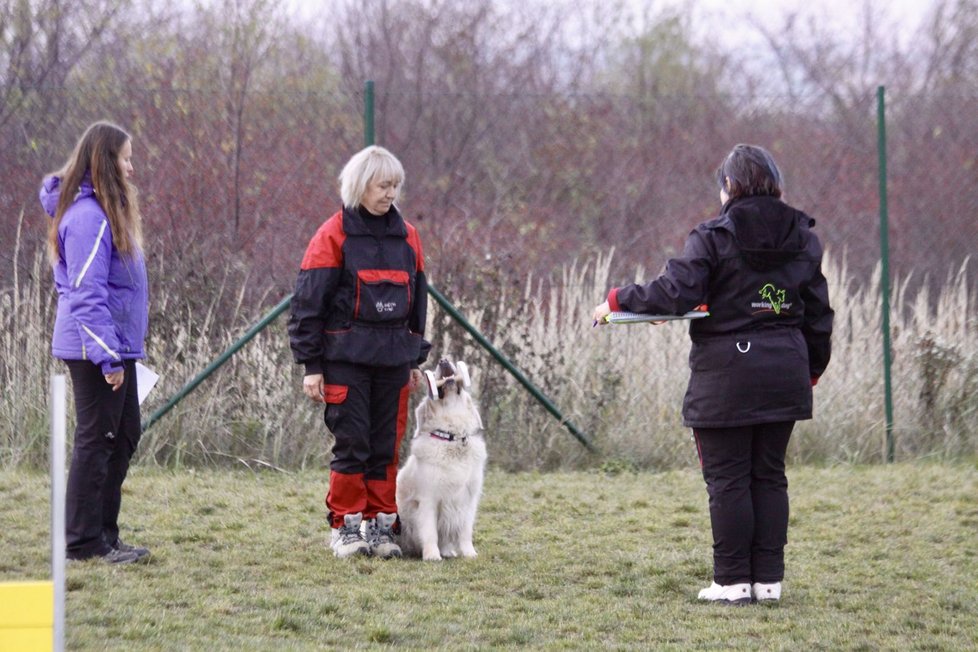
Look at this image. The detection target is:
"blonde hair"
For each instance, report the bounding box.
[338,145,405,209]
[46,121,143,262]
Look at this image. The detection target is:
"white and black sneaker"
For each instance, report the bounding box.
[364,512,402,559]
[329,513,370,558]
[697,582,752,605]
[752,582,782,602]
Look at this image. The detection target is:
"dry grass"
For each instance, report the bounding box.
[0,215,61,467]
[447,251,978,470]
[1,230,975,470]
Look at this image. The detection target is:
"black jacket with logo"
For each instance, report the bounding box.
[608,195,834,428]
[288,205,430,374]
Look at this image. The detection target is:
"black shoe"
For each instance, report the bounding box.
[68,547,142,564]
[112,539,151,560]
[100,547,142,564]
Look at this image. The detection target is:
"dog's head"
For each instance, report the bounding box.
[416,358,483,434]
[424,358,471,400]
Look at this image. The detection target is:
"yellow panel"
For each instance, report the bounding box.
[0,627,54,652]
[0,581,54,627]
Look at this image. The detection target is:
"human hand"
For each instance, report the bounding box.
[409,368,424,392]
[591,301,611,327]
[303,373,325,402]
[104,370,124,391]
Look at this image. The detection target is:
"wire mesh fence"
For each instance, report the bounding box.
[1,82,976,470]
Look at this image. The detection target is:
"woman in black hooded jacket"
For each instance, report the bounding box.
[593,144,834,604]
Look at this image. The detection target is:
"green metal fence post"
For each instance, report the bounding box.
[141,293,294,432]
[427,284,597,453]
[877,85,895,463]
[364,80,375,146]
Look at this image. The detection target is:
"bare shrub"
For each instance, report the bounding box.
[2,0,977,470]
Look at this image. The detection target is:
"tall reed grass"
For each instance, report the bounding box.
[0,214,61,467]
[2,228,975,470]
[135,265,328,471]
[454,252,977,470]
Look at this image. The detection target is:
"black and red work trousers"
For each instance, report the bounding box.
[322,361,411,529]
[63,359,142,559]
[693,421,794,585]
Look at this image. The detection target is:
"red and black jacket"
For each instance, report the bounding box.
[288,205,430,374]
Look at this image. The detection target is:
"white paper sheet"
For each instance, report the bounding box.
[135,362,159,405]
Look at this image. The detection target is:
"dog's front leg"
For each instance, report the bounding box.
[415,501,442,561]
[458,525,477,558]
[458,480,482,559]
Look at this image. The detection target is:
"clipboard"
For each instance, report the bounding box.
[604,309,709,324]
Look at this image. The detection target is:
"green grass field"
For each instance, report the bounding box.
[2,463,977,650]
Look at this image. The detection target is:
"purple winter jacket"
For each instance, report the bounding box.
[40,175,149,374]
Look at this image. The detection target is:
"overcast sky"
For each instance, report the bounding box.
[678,0,932,45]
[283,0,936,50]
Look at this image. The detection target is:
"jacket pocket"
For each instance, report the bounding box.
[354,269,411,323]
[322,384,348,404]
[689,336,738,372]
[322,384,348,433]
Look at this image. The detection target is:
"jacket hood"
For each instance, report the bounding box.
[39,173,95,218]
[720,195,814,271]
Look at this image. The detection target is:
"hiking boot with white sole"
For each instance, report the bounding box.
[697,582,752,605]
[329,513,370,558]
[365,512,402,559]
[752,582,782,602]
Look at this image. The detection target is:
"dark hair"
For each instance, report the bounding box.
[715,144,783,200]
[46,121,142,261]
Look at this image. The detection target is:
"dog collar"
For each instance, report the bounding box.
[430,429,466,443]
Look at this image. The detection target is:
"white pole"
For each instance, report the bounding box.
[50,374,66,652]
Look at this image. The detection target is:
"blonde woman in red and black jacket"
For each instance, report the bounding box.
[593,144,834,604]
[289,146,430,559]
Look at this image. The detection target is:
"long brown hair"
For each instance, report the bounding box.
[46,121,143,262]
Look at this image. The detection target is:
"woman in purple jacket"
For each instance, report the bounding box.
[593,144,833,604]
[40,121,150,564]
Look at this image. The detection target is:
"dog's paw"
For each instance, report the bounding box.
[422,545,442,561]
[460,545,478,559]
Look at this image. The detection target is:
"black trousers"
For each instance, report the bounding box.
[64,359,142,559]
[693,421,793,585]
[322,361,411,528]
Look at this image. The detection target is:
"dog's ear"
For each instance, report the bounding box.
[415,399,431,429]
[455,361,472,389]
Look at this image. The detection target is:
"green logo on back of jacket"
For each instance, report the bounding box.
[756,283,789,315]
